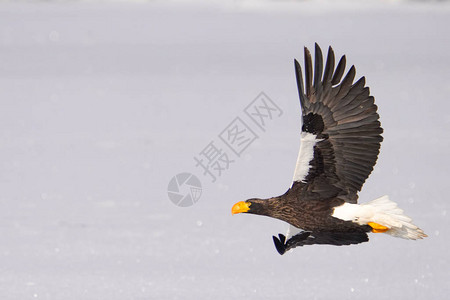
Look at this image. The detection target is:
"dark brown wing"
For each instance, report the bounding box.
[291,44,383,203]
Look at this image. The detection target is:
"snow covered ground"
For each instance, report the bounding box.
[1,0,449,299]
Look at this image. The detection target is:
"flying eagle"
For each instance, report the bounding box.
[231,44,426,255]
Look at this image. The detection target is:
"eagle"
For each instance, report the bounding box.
[231,44,426,255]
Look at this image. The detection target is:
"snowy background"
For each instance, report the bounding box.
[1,0,449,299]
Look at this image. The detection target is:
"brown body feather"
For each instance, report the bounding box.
[247,184,371,233]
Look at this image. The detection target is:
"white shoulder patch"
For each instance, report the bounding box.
[292,132,321,183]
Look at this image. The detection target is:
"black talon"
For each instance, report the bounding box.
[272,235,286,255]
[273,231,315,254]
[278,234,286,244]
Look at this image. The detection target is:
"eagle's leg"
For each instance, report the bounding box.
[368,222,389,233]
[272,231,311,255]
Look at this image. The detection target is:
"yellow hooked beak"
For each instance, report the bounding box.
[231,201,251,215]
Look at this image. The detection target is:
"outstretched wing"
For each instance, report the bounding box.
[291,44,383,203]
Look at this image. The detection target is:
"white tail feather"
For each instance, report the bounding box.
[361,196,427,240]
[332,195,427,240]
